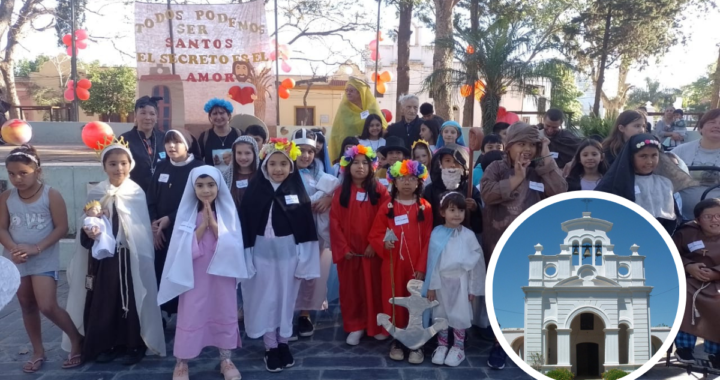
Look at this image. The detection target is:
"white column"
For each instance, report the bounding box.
[557,328,572,365]
[604,328,620,365]
[628,329,635,364]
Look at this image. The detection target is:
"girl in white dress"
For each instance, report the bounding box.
[423,192,485,367]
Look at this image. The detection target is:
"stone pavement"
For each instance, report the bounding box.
[0,273,531,380]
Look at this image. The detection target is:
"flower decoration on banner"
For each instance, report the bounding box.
[64,78,92,101]
[387,159,428,183]
[339,144,378,173]
[381,109,393,123]
[368,31,383,61]
[278,78,295,100]
[371,71,393,95]
[1,119,32,146]
[459,80,486,101]
[81,121,114,150]
[259,138,301,161]
[269,39,292,73]
[636,139,660,149]
[63,29,88,57]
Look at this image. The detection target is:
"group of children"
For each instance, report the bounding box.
[3,102,716,378]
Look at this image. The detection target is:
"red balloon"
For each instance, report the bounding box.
[77,79,92,89]
[278,86,290,99]
[76,88,90,101]
[75,29,88,40]
[381,109,392,123]
[64,89,75,101]
[62,34,72,46]
[82,121,114,150]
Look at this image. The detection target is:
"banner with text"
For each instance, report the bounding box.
[134,1,276,128]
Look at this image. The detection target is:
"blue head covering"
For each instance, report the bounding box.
[436,120,466,148]
[204,98,234,114]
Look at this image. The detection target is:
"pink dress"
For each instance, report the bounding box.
[173,213,241,359]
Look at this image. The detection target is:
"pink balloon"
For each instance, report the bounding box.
[370,50,378,61]
[64,89,75,101]
[66,80,74,89]
[281,60,292,73]
[368,40,379,50]
[76,40,87,49]
[268,51,276,61]
[66,46,78,56]
[75,29,88,40]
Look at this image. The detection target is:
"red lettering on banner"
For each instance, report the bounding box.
[187,73,197,82]
[198,73,209,82]
[225,73,235,82]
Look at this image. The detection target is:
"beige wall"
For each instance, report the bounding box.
[279,86,344,128]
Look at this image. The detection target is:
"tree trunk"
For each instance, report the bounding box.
[462,0,479,127]
[600,54,631,117]
[432,0,456,121]
[0,62,20,120]
[592,1,613,117]
[711,45,720,109]
[395,1,413,116]
[480,91,500,134]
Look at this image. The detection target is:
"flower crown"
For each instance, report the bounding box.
[84,200,101,211]
[93,135,128,157]
[204,98,234,114]
[635,139,660,150]
[411,139,431,151]
[259,138,301,162]
[339,144,378,173]
[387,159,428,183]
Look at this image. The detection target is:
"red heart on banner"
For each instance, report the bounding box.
[229,86,256,105]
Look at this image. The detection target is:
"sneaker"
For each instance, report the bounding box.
[408,349,424,364]
[487,343,507,369]
[709,354,720,368]
[444,346,465,367]
[298,316,314,337]
[374,333,389,341]
[278,343,295,368]
[389,342,404,361]
[264,348,283,372]
[432,346,448,365]
[346,330,364,346]
[675,347,695,364]
[288,326,299,342]
[123,347,145,366]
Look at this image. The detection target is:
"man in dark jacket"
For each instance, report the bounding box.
[539,108,581,169]
[385,94,423,150]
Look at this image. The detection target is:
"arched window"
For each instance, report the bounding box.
[152,85,172,132]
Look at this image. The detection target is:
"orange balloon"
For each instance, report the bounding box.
[281,78,295,89]
[474,80,486,100]
[278,86,290,99]
[376,81,386,95]
[466,45,475,54]
[77,88,90,101]
[379,71,392,82]
[460,84,472,98]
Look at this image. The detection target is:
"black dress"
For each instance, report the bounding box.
[146,157,204,315]
[81,205,144,360]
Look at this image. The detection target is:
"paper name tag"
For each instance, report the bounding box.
[356,192,368,202]
[159,152,166,159]
[688,240,705,252]
[360,110,370,119]
[179,222,195,233]
[236,179,248,188]
[379,178,389,187]
[550,152,559,159]
[158,173,170,183]
[394,214,409,226]
[529,181,545,192]
[285,194,300,205]
[634,185,641,194]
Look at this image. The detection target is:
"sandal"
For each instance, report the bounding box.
[22,356,46,373]
[173,361,189,380]
[62,353,84,369]
[221,359,242,380]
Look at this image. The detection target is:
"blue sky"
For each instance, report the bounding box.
[492,198,681,329]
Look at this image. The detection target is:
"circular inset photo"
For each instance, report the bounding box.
[486,192,686,380]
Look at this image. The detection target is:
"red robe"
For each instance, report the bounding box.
[330,183,390,335]
[369,197,432,334]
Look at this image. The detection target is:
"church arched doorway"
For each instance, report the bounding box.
[569,312,605,376]
[576,342,600,376]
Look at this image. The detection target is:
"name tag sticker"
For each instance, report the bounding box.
[688,240,705,252]
[356,192,368,202]
[236,179,248,188]
[550,152,559,159]
[159,152,166,159]
[285,195,300,205]
[394,214,409,226]
[379,178,389,187]
[634,185,641,194]
[179,222,195,233]
[529,181,545,192]
[360,110,370,120]
[158,174,170,183]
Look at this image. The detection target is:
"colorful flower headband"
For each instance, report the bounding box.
[339,144,378,173]
[635,139,660,150]
[204,98,234,114]
[411,139,431,151]
[259,138,301,162]
[387,159,428,183]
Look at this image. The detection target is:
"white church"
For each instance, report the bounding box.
[502,212,671,377]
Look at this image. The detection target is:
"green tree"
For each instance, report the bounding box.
[54,0,87,47]
[681,62,717,113]
[533,60,584,119]
[14,55,50,77]
[81,65,136,121]
[626,77,681,110]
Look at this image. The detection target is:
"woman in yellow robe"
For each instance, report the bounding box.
[329,77,387,160]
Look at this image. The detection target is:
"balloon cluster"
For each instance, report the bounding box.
[278,78,295,100]
[371,71,393,95]
[460,80,486,101]
[64,79,92,101]
[63,29,88,57]
[269,40,292,73]
[368,32,383,61]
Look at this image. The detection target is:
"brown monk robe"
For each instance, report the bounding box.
[673,222,720,344]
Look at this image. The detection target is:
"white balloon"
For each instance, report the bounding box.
[0,256,20,311]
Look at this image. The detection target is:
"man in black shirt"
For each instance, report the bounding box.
[538,108,581,169]
[420,102,445,126]
[385,94,423,150]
